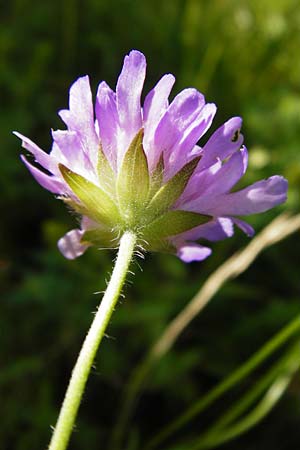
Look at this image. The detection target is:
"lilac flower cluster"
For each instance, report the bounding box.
[16,50,287,262]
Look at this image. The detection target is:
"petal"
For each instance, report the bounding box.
[59,77,93,129]
[59,109,72,127]
[201,176,288,216]
[51,130,96,181]
[154,88,205,153]
[179,217,234,242]
[176,160,222,208]
[116,50,146,159]
[81,215,99,229]
[95,81,119,170]
[153,88,213,179]
[178,147,248,211]
[164,103,217,180]
[143,74,175,170]
[59,76,99,167]
[199,117,244,170]
[232,218,255,237]
[57,229,90,259]
[21,155,65,194]
[143,74,175,123]
[188,144,203,159]
[200,146,248,196]
[176,242,212,263]
[14,131,58,174]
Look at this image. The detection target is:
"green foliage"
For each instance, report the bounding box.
[1,0,300,449]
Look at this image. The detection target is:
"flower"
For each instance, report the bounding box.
[15,50,288,262]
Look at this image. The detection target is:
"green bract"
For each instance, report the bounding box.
[59,129,210,252]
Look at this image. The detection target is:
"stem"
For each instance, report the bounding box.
[143,314,300,450]
[190,341,300,449]
[111,352,154,450]
[192,357,300,450]
[112,213,300,450]
[48,231,137,450]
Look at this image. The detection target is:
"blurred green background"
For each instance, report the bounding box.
[1,0,300,449]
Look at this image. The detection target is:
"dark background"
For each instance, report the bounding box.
[1,0,300,449]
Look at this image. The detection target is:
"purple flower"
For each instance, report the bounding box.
[15,50,288,262]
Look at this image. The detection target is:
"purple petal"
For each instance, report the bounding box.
[21,155,65,194]
[116,50,146,160]
[233,218,255,237]
[154,89,206,177]
[200,146,248,196]
[199,117,244,170]
[81,215,99,229]
[164,103,217,180]
[200,176,288,216]
[95,81,119,171]
[143,74,175,123]
[143,74,175,170]
[59,109,72,127]
[51,130,96,182]
[59,76,99,167]
[188,144,203,158]
[14,131,58,174]
[176,243,212,263]
[57,229,90,259]
[176,160,222,208]
[179,217,234,242]
[178,147,248,211]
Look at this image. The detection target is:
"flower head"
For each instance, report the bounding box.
[15,50,288,262]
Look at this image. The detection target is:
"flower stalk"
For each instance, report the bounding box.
[48,231,137,450]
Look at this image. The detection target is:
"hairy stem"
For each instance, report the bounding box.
[48,231,137,450]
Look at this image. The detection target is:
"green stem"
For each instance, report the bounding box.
[143,315,300,450]
[190,341,300,449]
[48,231,137,450]
[192,357,300,450]
[111,352,154,450]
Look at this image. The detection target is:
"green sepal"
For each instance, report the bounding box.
[116,129,150,218]
[59,164,120,227]
[97,145,116,197]
[142,238,176,254]
[148,153,164,199]
[142,210,210,242]
[81,227,119,248]
[60,197,88,216]
[146,156,200,220]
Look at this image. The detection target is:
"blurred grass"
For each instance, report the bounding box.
[1,0,300,449]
